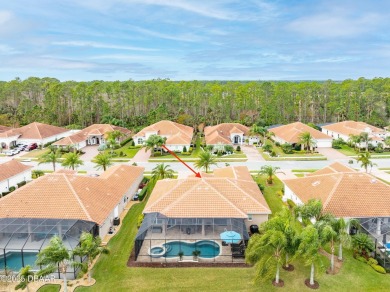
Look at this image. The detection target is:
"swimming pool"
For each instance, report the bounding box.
[0,251,38,271]
[149,240,221,258]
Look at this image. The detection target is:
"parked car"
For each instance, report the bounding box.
[26,143,38,151]
[11,149,20,155]
[4,150,14,156]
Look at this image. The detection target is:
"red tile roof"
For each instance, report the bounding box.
[0,160,32,182]
[322,121,386,136]
[0,165,144,225]
[0,122,69,140]
[204,123,249,145]
[270,122,331,143]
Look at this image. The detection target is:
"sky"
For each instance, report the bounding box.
[1,0,390,81]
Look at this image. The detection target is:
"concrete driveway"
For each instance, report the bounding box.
[241,145,265,162]
[81,146,99,162]
[130,148,151,164]
[317,147,348,160]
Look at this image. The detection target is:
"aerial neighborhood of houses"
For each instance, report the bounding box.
[0,118,390,290]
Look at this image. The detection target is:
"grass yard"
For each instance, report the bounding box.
[37,284,61,291]
[20,148,50,158]
[253,175,284,215]
[102,143,141,158]
[336,145,390,158]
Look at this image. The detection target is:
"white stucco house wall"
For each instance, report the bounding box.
[0,160,33,194]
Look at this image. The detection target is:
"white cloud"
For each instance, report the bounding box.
[128,25,204,42]
[0,11,12,25]
[52,41,158,51]
[288,12,382,38]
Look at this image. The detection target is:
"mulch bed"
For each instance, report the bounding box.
[282,264,295,271]
[127,249,250,268]
[272,279,285,287]
[304,279,319,289]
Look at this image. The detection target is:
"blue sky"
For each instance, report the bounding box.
[1,0,390,81]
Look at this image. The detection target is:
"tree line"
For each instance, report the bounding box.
[0,77,389,130]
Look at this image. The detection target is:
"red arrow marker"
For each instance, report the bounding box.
[161,145,201,178]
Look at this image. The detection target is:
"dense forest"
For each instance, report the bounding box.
[0,77,389,131]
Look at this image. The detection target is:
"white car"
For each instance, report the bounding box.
[4,150,14,156]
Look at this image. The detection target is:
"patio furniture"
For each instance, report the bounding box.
[220,230,241,244]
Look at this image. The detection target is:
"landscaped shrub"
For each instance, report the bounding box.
[17,181,26,188]
[367,257,378,266]
[1,192,10,197]
[281,143,293,154]
[332,138,345,149]
[276,190,283,198]
[182,146,187,153]
[270,151,277,157]
[275,141,280,147]
[120,137,133,147]
[137,187,148,201]
[188,147,193,153]
[286,199,296,209]
[356,256,367,263]
[372,264,386,274]
[9,186,16,192]
[181,152,191,156]
[257,183,265,191]
[236,145,241,152]
[119,151,125,157]
[32,170,45,179]
[262,144,273,152]
[224,145,234,153]
[137,214,144,229]
[294,144,301,151]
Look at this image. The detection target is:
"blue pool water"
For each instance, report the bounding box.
[0,252,38,271]
[163,240,220,258]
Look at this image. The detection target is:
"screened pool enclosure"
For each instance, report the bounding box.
[135,213,250,263]
[0,218,97,277]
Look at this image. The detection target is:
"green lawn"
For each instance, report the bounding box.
[46,174,390,292]
[102,143,141,159]
[291,169,318,173]
[258,141,326,161]
[37,284,61,292]
[336,145,390,158]
[20,148,50,159]
[253,175,284,216]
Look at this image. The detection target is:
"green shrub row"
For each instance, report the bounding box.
[358,257,387,274]
[120,137,133,147]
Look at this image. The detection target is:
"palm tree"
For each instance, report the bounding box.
[257,126,268,144]
[262,208,301,270]
[334,218,354,262]
[151,163,174,182]
[61,152,83,170]
[144,134,166,157]
[36,236,74,292]
[359,132,372,152]
[15,265,34,292]
[385,137,390,148]
[94,152,112,171]
[194,151,217,173]
[357,151,376,173]
[294,199,333,225]
[106,130,123,155]
[38,149,61,171]
[72,232,110,283]
[246,231,287,285]
[348,134,361,152]
[352,233,375,258]
[298,132,316,153]
[296,225,324,287]
[258,165,281,185]
[316,220,337,272]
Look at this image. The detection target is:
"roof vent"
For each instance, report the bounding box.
[312,181,320,186]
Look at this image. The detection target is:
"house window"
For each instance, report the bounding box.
[138,138,143,144]
[248,214,253,221]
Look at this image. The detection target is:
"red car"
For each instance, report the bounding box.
[26,143,38,151]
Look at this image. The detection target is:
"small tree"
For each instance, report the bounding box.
[15,265,34,292]
[61,152,83,170]
[182,146,187,153]
[360,132,372,152]
[258,165,281,185]
[36,236,75,292]
[72,232,110,283]
[151,163,174,182]
[236,145,241,152]
[352,233,374,259]
[144,134,166,157]
[298,132,316,153]
[246,231,287,285]
[296,225,324,287]
[357,152,376,173]
[94,152,113,171]
[194,151,217,173]
[38,149,61,171]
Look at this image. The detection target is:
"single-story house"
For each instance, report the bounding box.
[321,120,389,147]
[0,164,144,274]
[135,166,270,262]
[53,124,131,150]
[270,122,333,148]
[0,122,71,149]
[204,123,258,146]
[133,120,194,152]
[0,160,33,194]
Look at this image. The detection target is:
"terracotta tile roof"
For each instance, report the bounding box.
[307,162,354,176]
[0,160,33,182]
[322,121,386,136]
[270,122,332,144]
[134,120,193,145]
[0,165,144,225]
[144,166,270,218]
[0,122,69,140]
[284,168,390,218]
[53,124,131,146]
[204,123,249,145]
[0,125,12,133]
[213,166,254,181]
